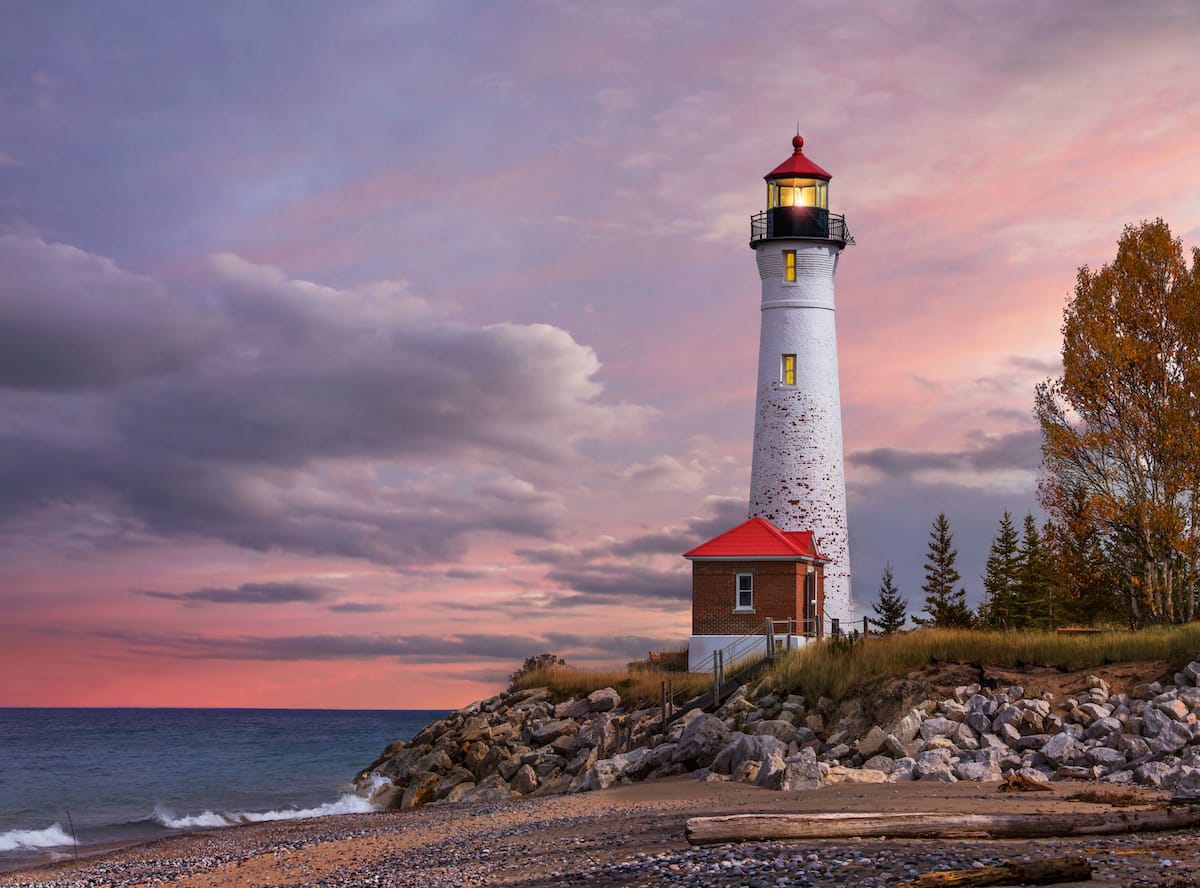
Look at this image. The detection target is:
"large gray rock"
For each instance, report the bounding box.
[510,764,539,794]
[891,709,924,744]
[827,765,888,785]
[967,711,993,735]
[860,754,893,773]
[1142,706,1172,738]
[889,757,917,781]
[753,748,788,790]
[587,687,621,712]
[459,715,492,742]
[1085,716,1123,742]
[578,711,619,756]
[915,748,957,782]
[1171,767,1200,799]
[1040,732,1085,767]
[883,732,910,759]
[579,747,656,792]
[779,748,825,791]
[954,760,1002,782]
[710,732,786,776]
[940,701,969,722]
[751,719,798,742]
[992,704,1022,731]
[562,687,622,719]
[1076,702,1113,724]
[1085,746,1127,768]
[672,714,731,768]
[1135,760,1176,788]
[460,774,515,803]
[856,725,889,758]
[1118,733,1151,758]
[400,771,441,808]
[1159,698,1190,721]
[1148,721,1192,755]
[530,718,577,745]
[1184,661,1200,685]
[952,722,979,751]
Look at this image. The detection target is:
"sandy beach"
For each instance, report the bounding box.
[3,778,1199,887]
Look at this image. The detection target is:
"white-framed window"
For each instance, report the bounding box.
[735,572,754,612]
[781,353,796,385]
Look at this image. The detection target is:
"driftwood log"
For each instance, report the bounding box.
[686,806,1200,844]
[904,856,1092,887]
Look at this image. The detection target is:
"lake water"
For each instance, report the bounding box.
[0,707,446,872]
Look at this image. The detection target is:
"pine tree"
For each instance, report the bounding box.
[871,562,908,634]
[913,512,974,627]
[1013,513,1055,628]
[980,511,1020,628]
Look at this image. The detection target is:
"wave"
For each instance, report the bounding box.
[152,791,378,831]
[0,824,74,853]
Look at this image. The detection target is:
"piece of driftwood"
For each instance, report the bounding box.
[903,856,1092,887]
[685,806,1200,844]
[998,772,1053,793]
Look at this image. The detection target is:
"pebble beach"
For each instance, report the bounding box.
[5,778,1200,887]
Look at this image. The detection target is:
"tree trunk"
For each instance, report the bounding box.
[685,806,1200,844]
[905,856,1091,887]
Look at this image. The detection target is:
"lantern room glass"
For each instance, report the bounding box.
[767,178,828,210]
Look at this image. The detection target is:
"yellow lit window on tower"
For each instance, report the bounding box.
[783,250,796,282]
[782,354,796,385]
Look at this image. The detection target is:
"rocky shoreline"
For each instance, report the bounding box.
[355,660,1200,808]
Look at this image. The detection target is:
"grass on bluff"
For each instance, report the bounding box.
[511,664,712,710]
[762,624,1200,705]
[512,624,1200,712]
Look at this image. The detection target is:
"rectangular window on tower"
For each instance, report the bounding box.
[781,354,796,385]
[783,250,796,282]
[735,572,754,612]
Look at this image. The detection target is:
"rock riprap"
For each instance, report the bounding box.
[353,663,1200,809]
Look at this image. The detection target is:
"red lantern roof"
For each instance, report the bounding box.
[765,134,832,181]
[683,517,828,561]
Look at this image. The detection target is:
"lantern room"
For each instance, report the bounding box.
[750,134,852,247]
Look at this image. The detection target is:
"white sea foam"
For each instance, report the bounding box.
[152,793,377,831]
[0,824,74,852]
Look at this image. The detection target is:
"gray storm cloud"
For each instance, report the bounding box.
[0,237,651,563]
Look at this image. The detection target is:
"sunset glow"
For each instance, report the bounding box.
[2,2,1200,708]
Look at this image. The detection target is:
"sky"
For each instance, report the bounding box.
[2,1,1200,709]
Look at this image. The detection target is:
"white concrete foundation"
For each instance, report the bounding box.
[687,634,815,672]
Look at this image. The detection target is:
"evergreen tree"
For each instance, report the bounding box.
[914,513,974,627]
[980,511,1020,628]
[871,562,908,633]
[1013,513,1055,628]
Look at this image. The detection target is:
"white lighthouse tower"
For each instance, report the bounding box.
[748,134,853,625]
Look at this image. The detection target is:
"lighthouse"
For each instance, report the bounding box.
[747,134,853,624]
[683,135,852,670]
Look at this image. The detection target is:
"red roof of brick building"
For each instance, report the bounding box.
[683,517,829,561]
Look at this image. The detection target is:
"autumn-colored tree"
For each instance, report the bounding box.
[913,513,974,627]
[871,562,908,634]
[1036,219,1200,625]
[979,511,1020,629]
[1043,485,1125,626]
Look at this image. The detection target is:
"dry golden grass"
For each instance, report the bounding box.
[510,624,1200,713]
[761,624,1200,704]
[512,664,712,709]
